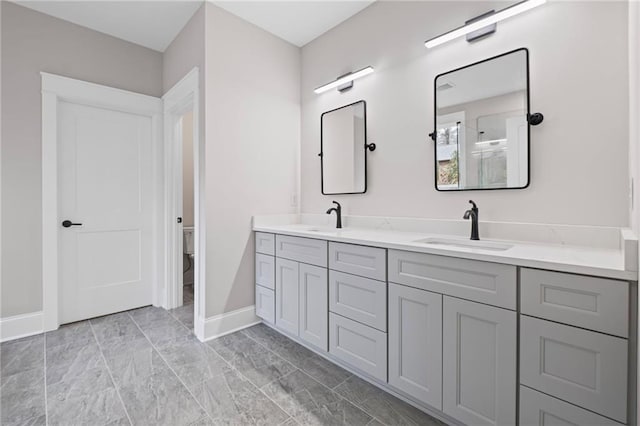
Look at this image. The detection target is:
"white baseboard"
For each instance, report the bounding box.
[0,311,43,342]
[200,305,260,341]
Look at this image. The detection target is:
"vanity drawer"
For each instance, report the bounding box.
[275,235,327,267]
[255,232,275,255]
[329,313,387,381]
[520,268,628,337]
[388,250,517,310]
[520,315,627,423]
[255,285,275,324]
[329,242,386,281]
[329,270,386,331]
[255,253,275,290]
[519,386,624,426]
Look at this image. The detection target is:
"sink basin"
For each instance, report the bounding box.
[291,225,340,233]
[415,237,513,251]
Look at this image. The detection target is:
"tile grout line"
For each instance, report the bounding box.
[168,304,195,331]
[167,304,196,333]
[43,332,49,426]
[87,320,134,426]
[203,339,300,425]
[244,328,431,426]
[231,329,377,424]
[126,311,216,424]
[240,327,393,426]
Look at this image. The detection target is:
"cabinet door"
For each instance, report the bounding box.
[388,284,442,410]
[520,386,624,426]
[442,296,517,426]
[255,285,275,324]
[275,235,328,267]
[255,232,275,255]
[329,270,387,331]
[329,313,387,381]
[388,250,517,309]
[329,242,386,281]
[275,258,299,336]
[520,316,627,423]
[299,263,328,351]
[520,268,628,337]
[255,253,275,289]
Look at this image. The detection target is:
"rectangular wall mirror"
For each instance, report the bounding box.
[321,100,368,194]
[434,48,530,191]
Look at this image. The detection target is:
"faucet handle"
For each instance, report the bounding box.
[332,201,341,209]
[468,200,477,209]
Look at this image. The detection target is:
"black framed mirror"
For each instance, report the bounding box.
[433,48,537,191]
[320,100,374,195]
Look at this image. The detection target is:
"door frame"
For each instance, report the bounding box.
[162,68,206,340]
[41,72,163,332]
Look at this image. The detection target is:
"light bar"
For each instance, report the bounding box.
[314,67,374,94]
[425,0,546,49]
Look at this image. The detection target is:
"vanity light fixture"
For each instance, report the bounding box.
[314,67,374,94]
[476,138,507,145]
[424,0,546,49]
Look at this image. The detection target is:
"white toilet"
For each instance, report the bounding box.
[183,226,195,256]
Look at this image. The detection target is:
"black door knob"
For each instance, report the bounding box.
[62,220,82,228]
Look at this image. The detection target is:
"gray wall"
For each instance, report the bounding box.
[301,1,629,227]
[1,2,163,317]
[163,4,205,234]
[204,3,300,317]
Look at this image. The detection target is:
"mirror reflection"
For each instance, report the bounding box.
[435,49,529,191]
[321,100,367,194]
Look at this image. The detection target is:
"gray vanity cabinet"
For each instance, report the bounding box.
[273,235,329,352]
[257,233,634,426]
[442,296,517,426]
[255,233,276,324]
[519,268,630,424]
[388,283,443,410]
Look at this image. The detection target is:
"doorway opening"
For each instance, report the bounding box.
[174,110,195,327]
[163,68,204,339]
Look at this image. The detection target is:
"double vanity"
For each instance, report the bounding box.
[253,219,636,426]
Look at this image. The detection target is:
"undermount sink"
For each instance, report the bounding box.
[415,237,513,251]
[292,225,340,233]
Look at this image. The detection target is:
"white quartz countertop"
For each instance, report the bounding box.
[253,223,637,281]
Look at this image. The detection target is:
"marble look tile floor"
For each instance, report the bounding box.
[1,304,445,426]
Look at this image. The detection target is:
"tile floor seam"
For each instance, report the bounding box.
[329,374,352,391]
[168,306,192,330]
[240,326,356,389]
[87,320,134,426]
[126,311,216,425]
[170,309,194,333]
[43,332,49,426]
[239,327,391,426]
[204,340,298,425]
[238,326,303,370]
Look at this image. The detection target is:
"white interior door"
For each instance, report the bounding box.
[58,101,153,324]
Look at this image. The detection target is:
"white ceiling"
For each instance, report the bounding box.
[13,0,374,51]
[14,1,203,52]
[211,1,374,47]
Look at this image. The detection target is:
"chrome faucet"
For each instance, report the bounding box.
[326,201,342,229]
[463,200,479,240]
